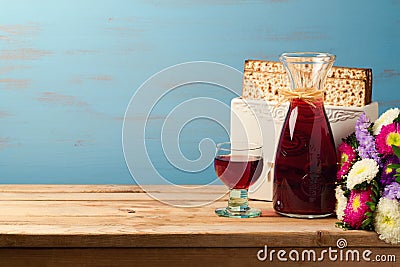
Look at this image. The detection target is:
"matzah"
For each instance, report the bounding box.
[242,60,372,107]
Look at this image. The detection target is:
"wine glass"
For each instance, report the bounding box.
[214,142,264,218]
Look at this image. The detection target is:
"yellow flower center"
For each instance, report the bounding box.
[352,195,361,212]
[386,167,393,174]
[382,215,394,226]
[386,132,400,147]
[341,153,349,164]
[354,166,366,176]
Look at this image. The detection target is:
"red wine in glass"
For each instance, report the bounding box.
[214,155,263,190]
[214,142,263,218]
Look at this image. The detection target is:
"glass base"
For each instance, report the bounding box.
[215,207,261,218]
[215,189,261,218]
[276,211,333,219]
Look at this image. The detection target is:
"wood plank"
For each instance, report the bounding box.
[0,248,397,267]
[0,184,229,207]
[0,184,143,193]
[0,184,226,193]
[0,231,388,249]
[0,192,149,201]
[0,191,227,201]
[0,185,397,251]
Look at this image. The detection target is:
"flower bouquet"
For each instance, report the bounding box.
[336,108,400,244]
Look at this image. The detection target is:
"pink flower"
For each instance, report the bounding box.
[337,142,357,181]
[376,123,400,155]
[343,187,373,229]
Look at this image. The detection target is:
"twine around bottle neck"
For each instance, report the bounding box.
[274,88,325,108]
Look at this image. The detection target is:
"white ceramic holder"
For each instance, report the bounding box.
[230,97,379,201]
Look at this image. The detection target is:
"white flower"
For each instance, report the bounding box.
[374,197,400,244]
[346,158,379,190]
[335,186,347,221]
[372,108,400,135]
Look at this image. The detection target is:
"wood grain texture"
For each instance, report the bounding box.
[37,92,89,107]
[0,78,30,89]
[0,48,51,60]
[0,185,398,266]
[0,248,398,267]
[0,185,400,266]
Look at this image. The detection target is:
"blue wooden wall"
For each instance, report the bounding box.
[1,0,399,184]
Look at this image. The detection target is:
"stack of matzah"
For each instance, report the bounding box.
[242,60,372,107]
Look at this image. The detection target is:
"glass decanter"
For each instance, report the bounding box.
[273,52,337,218]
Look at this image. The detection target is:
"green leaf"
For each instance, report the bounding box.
[365,212,373,217]
[373,183,380,193]
[394,113,400,123]
[394,174,400,178]
[392,145,400,159]
[371,195,377,203]
[335,222,347,230]
[396,177,400,183]
[388,164,400,169]
[366,202,376,211]
[344,133,359,150]
[338,222,353,230]
[355,181,371,191]
[361,218,372,229]
[372,186,379,196]
[367,124,374,135]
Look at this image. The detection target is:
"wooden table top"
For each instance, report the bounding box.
[0,185,398,266]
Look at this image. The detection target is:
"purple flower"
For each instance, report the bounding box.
[381,155,400,186]
[355,113,381,166]
[383,182,400,201]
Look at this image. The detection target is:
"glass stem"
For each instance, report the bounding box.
[227,189,249,212]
